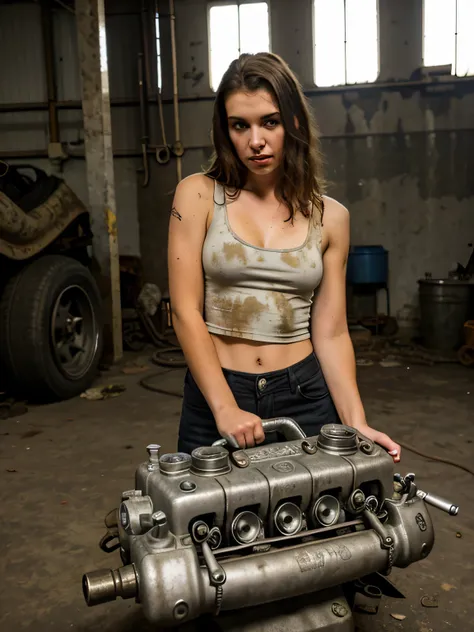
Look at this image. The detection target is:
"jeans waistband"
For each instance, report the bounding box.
[222,352,319,394]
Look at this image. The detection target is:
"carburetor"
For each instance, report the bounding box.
[83,420,459,631]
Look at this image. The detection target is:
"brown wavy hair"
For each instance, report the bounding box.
[205,52,326,222]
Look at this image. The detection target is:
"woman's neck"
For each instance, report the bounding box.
[244,170,280,200]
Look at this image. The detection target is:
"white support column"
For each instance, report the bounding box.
[76,0,122,363]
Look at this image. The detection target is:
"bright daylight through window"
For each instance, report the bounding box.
[209,2,270,91]
[423,0,474,76]
[313,0,378,87]
[155,13,162,90]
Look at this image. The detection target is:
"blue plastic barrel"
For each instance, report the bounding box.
[347,246,388,285]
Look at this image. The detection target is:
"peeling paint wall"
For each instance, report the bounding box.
[1,0,473,320]
[138,0,474,321]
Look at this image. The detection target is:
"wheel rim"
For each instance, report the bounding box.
[51,285,98,380]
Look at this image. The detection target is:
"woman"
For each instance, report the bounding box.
[168,52,400,462]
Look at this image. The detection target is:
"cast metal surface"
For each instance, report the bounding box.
[83,420,459,630]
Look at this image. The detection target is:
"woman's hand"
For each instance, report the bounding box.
[355,424,401,463]
[215,406,265,449]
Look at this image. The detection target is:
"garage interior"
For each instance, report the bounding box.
[0,1,473,631]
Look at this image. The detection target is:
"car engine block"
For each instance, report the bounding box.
[83,420,459,631]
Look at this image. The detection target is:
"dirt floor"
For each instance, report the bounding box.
[0,353,472,632]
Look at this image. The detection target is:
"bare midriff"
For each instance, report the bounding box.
[210,334,313,373]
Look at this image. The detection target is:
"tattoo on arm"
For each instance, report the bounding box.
[170,207,182,221]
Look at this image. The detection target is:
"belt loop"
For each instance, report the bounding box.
[288,367,298,394]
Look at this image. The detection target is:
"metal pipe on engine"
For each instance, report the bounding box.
[83,565,138,606]
[199,530,388,613]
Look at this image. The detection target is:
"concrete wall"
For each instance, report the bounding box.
[1,0,473,323]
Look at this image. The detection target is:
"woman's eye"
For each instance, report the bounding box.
[265,119,279,128]
[232,122,247,130]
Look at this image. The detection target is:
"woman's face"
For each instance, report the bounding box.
[225,88,285,177]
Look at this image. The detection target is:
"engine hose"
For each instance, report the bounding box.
[151,347,187,368]
[139,369,184,398]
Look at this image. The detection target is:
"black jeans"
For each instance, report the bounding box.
[177,352,341,454]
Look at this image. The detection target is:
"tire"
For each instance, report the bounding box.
[0,255,103,400]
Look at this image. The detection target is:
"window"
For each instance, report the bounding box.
[155,12,162,90]
[208,2,270,92]
[423,0,474,76]
[313,0,379,87]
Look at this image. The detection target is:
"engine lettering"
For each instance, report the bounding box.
[416,513,427,532]
[249,444,303,462]
[295,549,325,572]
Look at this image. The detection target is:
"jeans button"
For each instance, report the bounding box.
[257,378,267,392]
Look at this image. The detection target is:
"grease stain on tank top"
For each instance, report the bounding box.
[281,252,300,268]
[212,252,219,267]
[211,294,265,331]
[273,292,294,333]
[223,242,248,265]
[257,254,265,263]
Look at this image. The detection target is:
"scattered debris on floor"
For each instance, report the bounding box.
[390,613,407,621]
[80,384,126,401]
[0,395,28,420]
[441,584,456,592]
[421,594,439,608]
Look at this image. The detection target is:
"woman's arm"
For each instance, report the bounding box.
[310,198,401,462]
[168,174,264,449]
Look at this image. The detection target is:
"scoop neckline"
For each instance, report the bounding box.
[222,198,312,254]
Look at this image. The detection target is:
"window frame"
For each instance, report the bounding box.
[312,0,380,88]
[155,11,163,91]
[422,0,473,77]
[207,0,272,92]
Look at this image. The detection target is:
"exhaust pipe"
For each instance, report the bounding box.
[83,564,138,606]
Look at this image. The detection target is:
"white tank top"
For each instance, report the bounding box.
[202,180,324,343]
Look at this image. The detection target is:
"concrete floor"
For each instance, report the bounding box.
[1,355,473,632]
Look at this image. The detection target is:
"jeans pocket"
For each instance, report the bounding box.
[296,372,330,401]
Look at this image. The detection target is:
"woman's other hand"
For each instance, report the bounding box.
[356,424,401,463]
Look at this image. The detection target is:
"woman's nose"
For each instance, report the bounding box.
[249,127,265,151]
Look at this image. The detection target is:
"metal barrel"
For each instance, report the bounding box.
[418,279,473,351]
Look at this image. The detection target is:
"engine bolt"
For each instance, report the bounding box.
[173,600,189,620]
[180,480,197,493]
[196,524,208,537]
[146,444,161,464]
[332,602,349,618]
[152,511,167,527]
[353,491,365,506]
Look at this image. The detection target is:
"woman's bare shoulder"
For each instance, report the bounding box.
[175,173,215,200]
[321,196,350,247]
[322,195,349,220]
